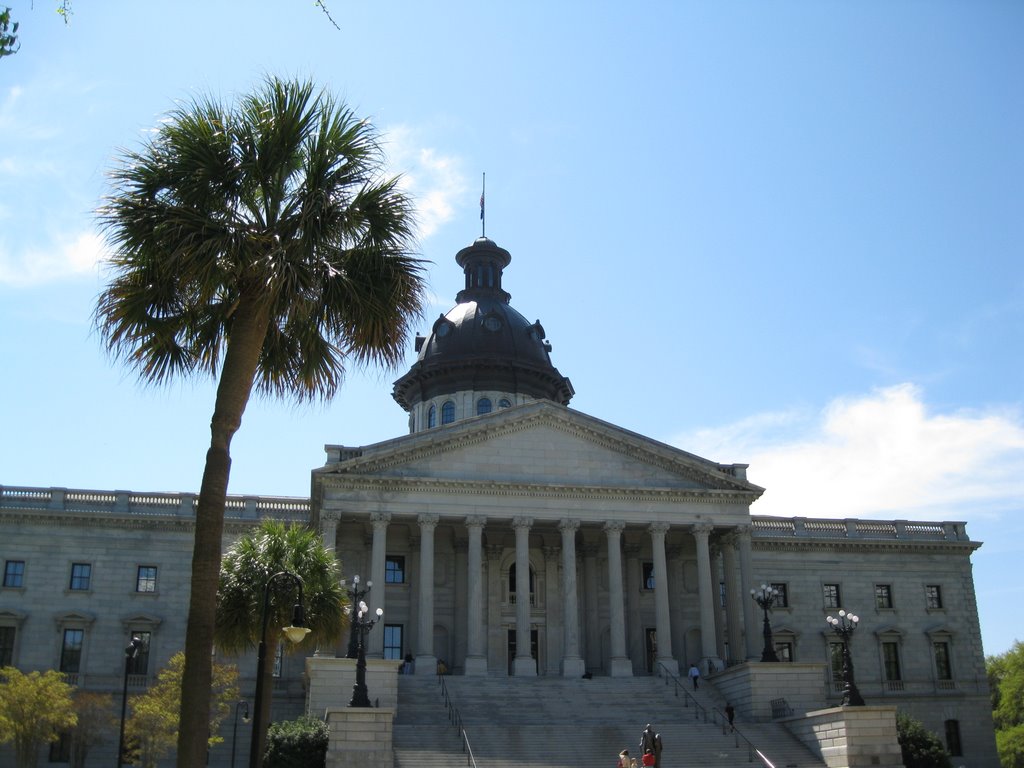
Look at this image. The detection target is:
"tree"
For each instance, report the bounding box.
[94,76,426,768]
[124,652,239,768]
[263,715,329,768]
[988,640,1024,766]
[0,667,77,768]
[896,711,952,768]
[69,691,116,768]
[0,7,18,58]
[216,519,345,763]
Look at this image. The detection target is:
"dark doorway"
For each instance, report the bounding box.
[645,628,657,674]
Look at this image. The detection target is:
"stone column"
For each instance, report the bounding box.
[722,534,744,665]
[320,510,340,552]
[736,524,760,660]
[624,543,642,673]
[367,512,390,658]
[464,516,488,675]
[543,545,561,676]
[581,542,600,673]
[485,544,503,671]
[712,544,726,660]
[604,521,632,677]
[667,545,686,665]
[693,523,722,671]
[559,519,585,677]
[512,517,536,676]
[649,522,677,676]
[415,514,438,675]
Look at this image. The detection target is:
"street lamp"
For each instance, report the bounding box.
[117,635,143,768]
[341,575,373,659]
[249,571,311,768]
[826,609,865,706]
[344,576,383,707]
[750,583,781,662]
[230,700,249,768]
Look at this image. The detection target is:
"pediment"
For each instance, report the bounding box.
[317,401,762,498]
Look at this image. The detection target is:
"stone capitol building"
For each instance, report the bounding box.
[0,235,999,766]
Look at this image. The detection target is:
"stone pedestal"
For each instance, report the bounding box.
[325,707,394,768]
[609,657,634,677]
[786,706,902,768]
[561,656,586,677]
[712,661,828,721]
[305,656,402,716]
[463,654,488,675]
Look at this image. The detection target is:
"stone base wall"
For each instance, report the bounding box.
[306,657,403,717]
[712,661,828,721]
[325,707,394,768]
[785,706,902,768]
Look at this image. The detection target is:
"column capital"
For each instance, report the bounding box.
[647,522,671,536]
[603,520,625,536]
[512,516,534,530]
[558,518,580,534]
[465,515,488,529]
[418,513,439,531]
[320,509,341,523]
[734,523,753,541]
[692,522,714,539]
[370,511,392,527]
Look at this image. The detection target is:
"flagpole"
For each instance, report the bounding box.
[480,172,486,238]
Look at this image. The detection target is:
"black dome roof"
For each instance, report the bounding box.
[392,237,574,410]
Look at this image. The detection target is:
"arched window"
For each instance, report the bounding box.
[508,563,536,606]
[441,401,455,424]
[427,404,437,429]
[477,398,492,415]
[498,398,512,409]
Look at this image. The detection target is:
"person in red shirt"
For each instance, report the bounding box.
[642,748,656,767]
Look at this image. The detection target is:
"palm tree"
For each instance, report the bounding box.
[216,520,345,764]
[94,76,426,768]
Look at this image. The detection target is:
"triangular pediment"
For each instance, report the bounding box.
[316,401,762,498]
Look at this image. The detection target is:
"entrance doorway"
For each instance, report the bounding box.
[507,628,538,675]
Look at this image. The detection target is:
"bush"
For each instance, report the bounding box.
[262,715,328,768]
[896,712,952,768]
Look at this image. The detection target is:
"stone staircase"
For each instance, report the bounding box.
[393,675,826,768]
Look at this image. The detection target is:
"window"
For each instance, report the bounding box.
[945,719,963,756]
[272,642,284,678]
[508,563,535,605]
[934,641,953,680]
[60,629,84,673]
[775,641,793,662]
[136,566,158,593]
[642,562,655,590]
[126,632,151,676]
[3,560,24,588]
[875,584,893,609]
[882,641,901,681]
[476,398,492,415]
[770,583,789,608]
[69,563,91,591]
[823,583,841,609]
[925,584,943,609]
[441,401,455,425]
[498,398,512,409]
[383,625,403,660]
[385,556,405,584]
[0,626,15,666]
[427,404,437,429]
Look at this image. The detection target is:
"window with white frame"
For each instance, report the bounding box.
[69,563,91,591]
[925,584,943,609]
[823,583,841,609]
[136,565,158,593]
[3,560,25,588]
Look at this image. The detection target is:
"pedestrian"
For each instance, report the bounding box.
[617,749,633,768]
[688,661,700,690]
[642,748,656,767]
[725,702,735,732]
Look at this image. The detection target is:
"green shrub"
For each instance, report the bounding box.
[896,712,952,768]
[262,715,328,768]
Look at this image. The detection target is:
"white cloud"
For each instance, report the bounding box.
[384,124,467,240]
[672,384,1024,523]
[0,230,107,287]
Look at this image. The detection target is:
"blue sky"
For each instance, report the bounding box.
[1,2,1021,656]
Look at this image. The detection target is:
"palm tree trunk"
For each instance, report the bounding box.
[176,293,273,768]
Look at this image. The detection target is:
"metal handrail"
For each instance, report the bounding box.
[438,673,479,768]
[656,663,775,767]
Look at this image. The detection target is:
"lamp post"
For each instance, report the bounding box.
[344,576,383,707]
[826,609,865,706]
[117,635,143,768]
[230,700,249,768]
[249,571,311,768]
[750,583,780,662]
[341,575,373,659]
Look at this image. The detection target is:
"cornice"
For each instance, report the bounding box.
[320,472,758,505]
[753,538,981,555]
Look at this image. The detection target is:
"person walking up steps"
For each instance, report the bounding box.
[688,661,701,690]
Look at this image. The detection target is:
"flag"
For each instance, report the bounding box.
[480,191,485,220]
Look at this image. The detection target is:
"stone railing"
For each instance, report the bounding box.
[751,515,969,542]
[0,485,310,523]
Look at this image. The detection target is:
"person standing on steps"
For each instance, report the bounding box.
[725,702,736,732]
[641,747,656,767]
[639,724,663,768]
[688,661,701,690]
[617,749,634,768]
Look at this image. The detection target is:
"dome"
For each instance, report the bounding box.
[392,237,574,415]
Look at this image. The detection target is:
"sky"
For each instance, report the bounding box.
[1,2,1021,657]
